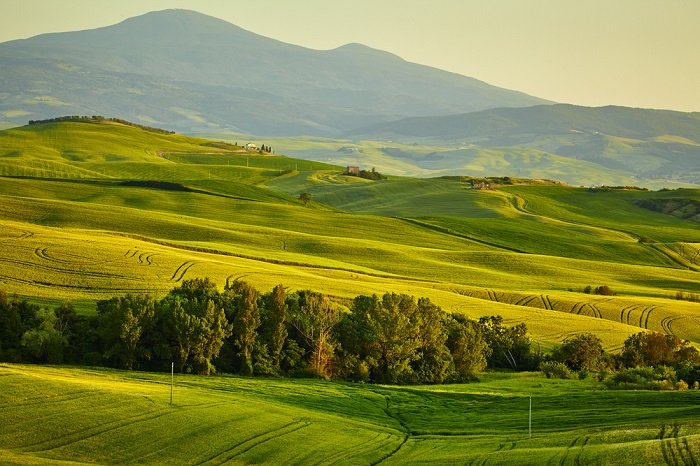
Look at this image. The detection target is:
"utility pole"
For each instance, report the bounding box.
[170,362,174,406]
[529,395,532,439]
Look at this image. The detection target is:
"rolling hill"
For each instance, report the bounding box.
[346,104,700,186]
[3,364,700,465]
[1,119,700,352]
[0,9,546,135]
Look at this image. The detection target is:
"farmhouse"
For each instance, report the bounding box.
[472,181,495,190]
[345,166,360,176]
[245,143,258,150]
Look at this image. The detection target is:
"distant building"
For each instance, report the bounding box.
[472,181,494,190]
[345,166,360,176]
[245,143,257,150]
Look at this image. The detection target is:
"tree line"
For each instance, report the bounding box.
[27,115,175,135]
[3,280,698,387]
[539,332,700,389]
[0,280,536,383]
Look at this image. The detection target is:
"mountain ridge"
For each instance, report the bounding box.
[0,9,548,135]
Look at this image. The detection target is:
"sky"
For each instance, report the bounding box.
[1,0,699,112]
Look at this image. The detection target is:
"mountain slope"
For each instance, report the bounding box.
[0,9,547,135]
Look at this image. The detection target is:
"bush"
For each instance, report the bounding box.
[539,361,571,379]
[594,285,616,296]
[675,291,700,303]
[606,366,678,390]
[676,380,689,391]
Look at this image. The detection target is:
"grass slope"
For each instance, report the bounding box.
[2,364,700,465]
[2,121,700,349]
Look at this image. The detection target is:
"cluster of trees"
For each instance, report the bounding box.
[0,282,538,384]
[346,167,386,181]
[27,115,175,134]
[258,144,273,154]
[582,285,616,296]
[675,291,700,303]
[539,331,700,389]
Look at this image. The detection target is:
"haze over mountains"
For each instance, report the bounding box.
[0,9,546,135]
[347,104,700,185]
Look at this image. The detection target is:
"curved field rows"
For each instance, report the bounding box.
[0,220,649,350]
[3,365,700,465]
[447,284,700,346]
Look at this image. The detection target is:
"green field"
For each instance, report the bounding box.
[2,364,699,465]
[1,120,700,351]
[3,119,700,464]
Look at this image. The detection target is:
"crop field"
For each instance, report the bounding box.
[2,364,700,465]
[1,120,700,351]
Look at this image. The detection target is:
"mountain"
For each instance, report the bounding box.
[346,104,700,185]
[0,9,547,135]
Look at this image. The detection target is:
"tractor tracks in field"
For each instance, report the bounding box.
[559,435,590,466]
[124,248,155,265]
[170,261,198,282]
[660,316,683,336]
[370,396,410,466]
[199,419,311,465]
[658,423,696,466]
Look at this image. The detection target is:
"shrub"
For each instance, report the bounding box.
[539,361,571,379]
[606,366,678,390]
[675,291,700,303]
[594,285,616,296]
[676,380,689,391]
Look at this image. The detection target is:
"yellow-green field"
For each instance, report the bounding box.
[1,120,700,352]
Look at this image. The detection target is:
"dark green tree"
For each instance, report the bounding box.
[158,279,231,375]
[412,297,453,383]
[229,280,260,376]
[290,290,341,378]
[264,284,288,371]
[478,316,532,370]
[298,192,312,206]
[552,333,606,372]
[97,294,155,370]
[446,315,490,380]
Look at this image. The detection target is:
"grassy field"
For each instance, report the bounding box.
[1,120,700,352]
[2,364,700,465]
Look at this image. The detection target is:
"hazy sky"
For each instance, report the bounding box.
[1,0,699,112]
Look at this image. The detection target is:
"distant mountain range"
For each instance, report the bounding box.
[0,9,546,135]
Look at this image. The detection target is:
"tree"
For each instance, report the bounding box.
[446,315,490,380]
[228,280,260,376]
[290,290,341,378]
[97,295,155,370]
[21,308,65,363]
[478,316,532,370]
[621,331,699,368]
[298,192,312,206]
[552,333,606,372]
[345,293,421,384]
[158,279,232,375]
[265,284,288,371]
[412,297,453,383]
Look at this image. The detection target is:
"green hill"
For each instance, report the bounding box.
[1,120,700,351]
[2,364,700,465]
